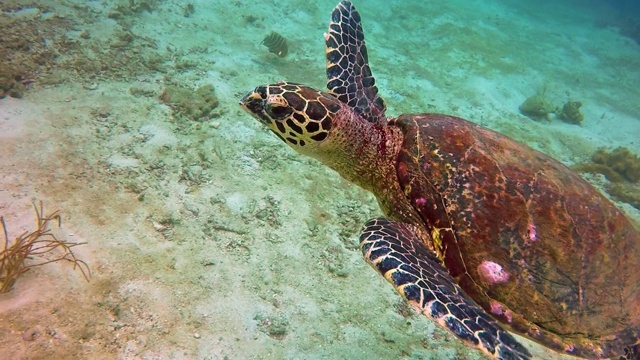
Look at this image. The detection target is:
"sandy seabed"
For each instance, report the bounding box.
[1,0,639,359]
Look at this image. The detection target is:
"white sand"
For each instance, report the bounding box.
[0,0,638,359]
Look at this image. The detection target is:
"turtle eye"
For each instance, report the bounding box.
[267,104,292,119]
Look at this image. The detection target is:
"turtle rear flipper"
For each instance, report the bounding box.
[360,218,531,360]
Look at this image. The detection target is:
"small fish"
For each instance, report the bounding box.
[261,31,288,57]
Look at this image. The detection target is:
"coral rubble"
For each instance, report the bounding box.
[0,70,24,98]
[159,84,220,121]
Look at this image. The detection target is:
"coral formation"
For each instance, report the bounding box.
[557,100,584,125]
[519,93,556,119]
[159,84,220,121]
[0,202,90,293]
[261,31,288,57]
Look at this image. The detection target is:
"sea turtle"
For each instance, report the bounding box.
[239,1,640,359]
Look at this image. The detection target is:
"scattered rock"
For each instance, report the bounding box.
[22,326,42,341]
[519,93,556,119]
[83,82,99,91]
[254,313,289,340]
[557,100,584,125]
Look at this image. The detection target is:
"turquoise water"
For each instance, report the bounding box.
[0,0,638,359]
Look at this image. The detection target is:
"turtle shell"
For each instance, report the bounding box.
[392,113,640,357]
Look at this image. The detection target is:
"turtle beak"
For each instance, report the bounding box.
[239,87,273,125]
[240,85,268,114]
[239,92,263,114]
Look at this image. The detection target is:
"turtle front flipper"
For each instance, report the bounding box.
[360,218,531,360]
[624,343,640,360]
[325,1,386,124]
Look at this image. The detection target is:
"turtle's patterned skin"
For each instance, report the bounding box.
[240,1,640,359]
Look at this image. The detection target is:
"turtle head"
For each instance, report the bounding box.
[240,80,396,192]
[240,81,344,150]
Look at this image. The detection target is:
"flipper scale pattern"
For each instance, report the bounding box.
[360,218,532,360]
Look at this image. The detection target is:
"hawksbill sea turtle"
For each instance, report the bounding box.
[239,1,640,359]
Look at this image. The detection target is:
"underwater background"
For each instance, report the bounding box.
[0,0,639,359]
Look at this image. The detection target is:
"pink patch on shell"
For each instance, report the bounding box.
[415,197,427,208]
[477,260,510,285]
[489,300,503,316]
[527,223,538,242]
[504,309,514,323]
[489,300,513,323]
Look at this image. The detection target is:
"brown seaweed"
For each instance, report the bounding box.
[573,147,640,210]
[592,147,640,183]
[261,31,288,57]
[607,182,640,210]
[0,201,90,293]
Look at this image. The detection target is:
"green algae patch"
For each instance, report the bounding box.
[159,84,220,121]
